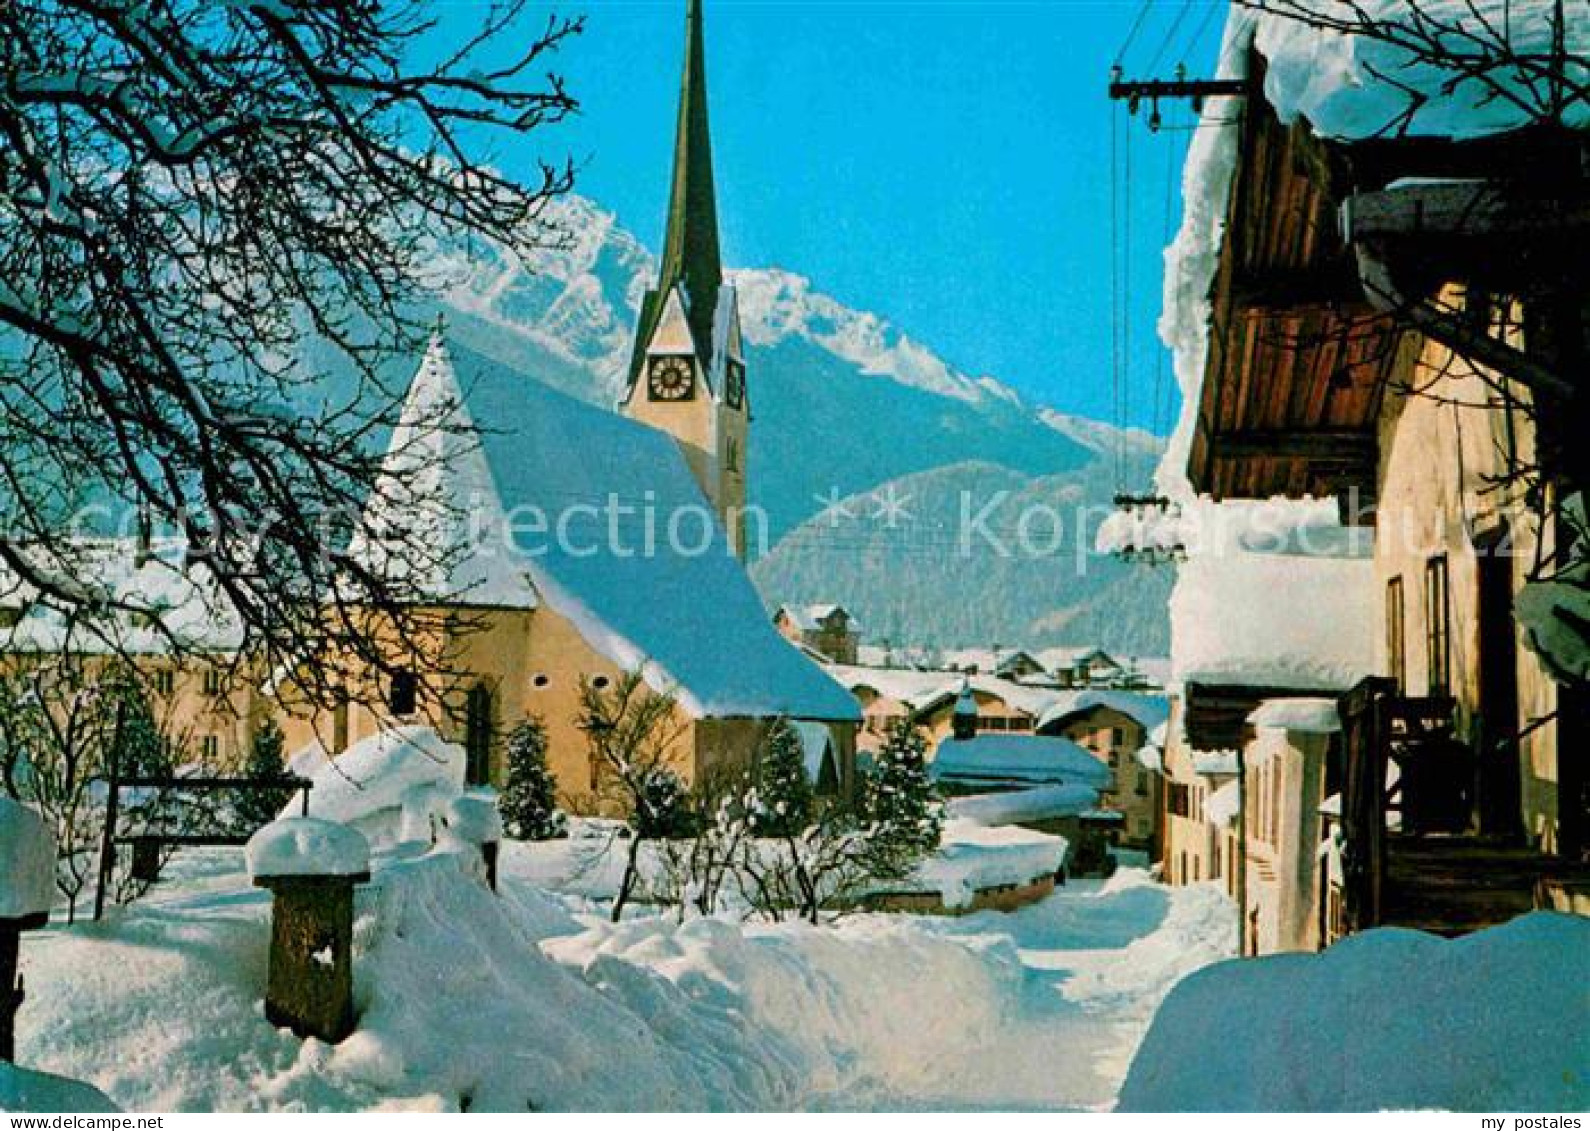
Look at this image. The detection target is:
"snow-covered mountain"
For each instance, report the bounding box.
[422,195,1171,654]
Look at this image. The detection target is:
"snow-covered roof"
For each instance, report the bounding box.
[1170,503,1378,693]
[903,819,1069,911]
[1036,690,1171,734]
[775,603,861,633]
[827,665,1070,722]
[931,734,1111,790]
[827,664,960,710]
[365,337,859,723]
[348,335,538,610]
[0,537,244,656]
[1249,1,1590,142]
[947,784,1100,827]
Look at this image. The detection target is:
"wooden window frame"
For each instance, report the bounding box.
[1425,555,1452,696]
[1387,576,1406,691]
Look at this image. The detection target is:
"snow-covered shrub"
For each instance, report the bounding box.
[747,718,813,838]
[499,717,566,841]
[861,719,945,878]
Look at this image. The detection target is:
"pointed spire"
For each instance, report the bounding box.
[656,0,723,362]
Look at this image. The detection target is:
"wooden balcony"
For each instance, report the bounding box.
[1337,678,1584,937]
[1381,835,1590,936]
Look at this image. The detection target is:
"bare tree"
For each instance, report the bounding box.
[0,0,581,712]
[576,667,694,922]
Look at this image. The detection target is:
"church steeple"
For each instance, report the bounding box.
[622,0,748,560]
[657,0,723,358]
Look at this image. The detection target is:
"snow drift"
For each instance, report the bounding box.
[1118,912,1590,1112]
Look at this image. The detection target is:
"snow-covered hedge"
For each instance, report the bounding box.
[1119,912,1590,1111]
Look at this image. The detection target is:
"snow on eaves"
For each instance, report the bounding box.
[1170,502,1378,693]
[1248,697,1342,734]
[1158,2,1588,497]
[1251,0,1590,142]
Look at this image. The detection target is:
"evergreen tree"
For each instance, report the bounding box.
[236,717,290,828]
[500,717,566,841]
[749,718,813,838]
[863,719,944,874]
[111,682,171,781]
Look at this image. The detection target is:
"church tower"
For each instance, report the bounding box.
[620,0,749,559]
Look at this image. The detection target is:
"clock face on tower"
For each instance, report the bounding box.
[726,359,745,409]
[648,355,695,401]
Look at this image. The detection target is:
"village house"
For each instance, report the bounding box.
[1037,646,1126,688]
[0,537,266,770]
[938,646,1048,682]
[1036,690,1169,849]
[1145,503,1380,953]
[772,604,863,665]
[1147,10,1590,945]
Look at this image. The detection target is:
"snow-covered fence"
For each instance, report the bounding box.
[246,818,370,1044]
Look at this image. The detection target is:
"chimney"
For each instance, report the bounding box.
[952,678,978,741]
[134,503,153,568]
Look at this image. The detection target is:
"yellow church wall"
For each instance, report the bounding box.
[1373,289,1560,848]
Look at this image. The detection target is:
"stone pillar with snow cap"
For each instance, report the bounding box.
[246,817,370,1044]
[0,798,55,1063]
[439,794,503,892]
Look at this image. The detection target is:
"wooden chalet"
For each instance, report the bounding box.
[1186,45,1590,940]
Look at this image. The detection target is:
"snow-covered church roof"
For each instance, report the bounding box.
[356,336,859,723]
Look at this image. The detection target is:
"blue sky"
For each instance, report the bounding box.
[438,1,1224,434]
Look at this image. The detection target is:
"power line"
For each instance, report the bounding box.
[1113,0,1157,68]
[1145,0,1196,74]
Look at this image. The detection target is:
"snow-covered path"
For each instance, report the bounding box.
[16,849,1233,1111]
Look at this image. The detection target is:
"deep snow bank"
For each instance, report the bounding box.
[1118,912,1590,1112]
[0,1064,119,1114]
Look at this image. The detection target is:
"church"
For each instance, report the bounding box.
[278,0,859,807]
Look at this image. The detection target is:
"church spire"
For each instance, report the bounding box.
[656,0,722,363]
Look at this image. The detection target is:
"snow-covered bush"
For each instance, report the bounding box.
[862,719,945,876]
[747,718,813,838]
[499,717,566,841]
